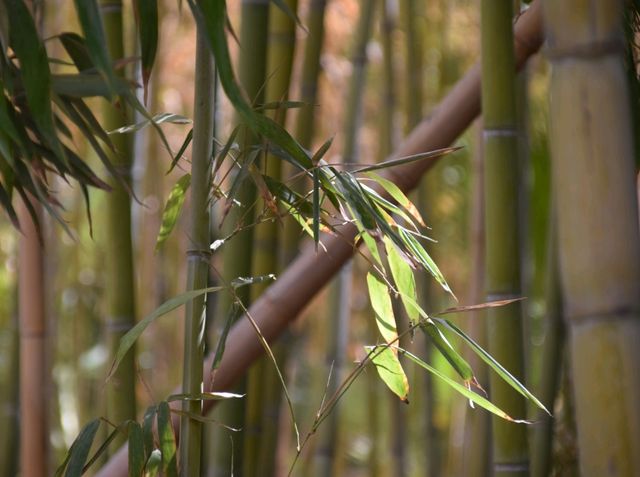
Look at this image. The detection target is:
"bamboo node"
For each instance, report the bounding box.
[494,461,530,472]
[186,248,212,262]
[105,319,134,332]
[483,128,518,138]
[544,39,624,62]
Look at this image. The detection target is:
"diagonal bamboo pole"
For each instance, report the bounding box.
[95,4,543,475]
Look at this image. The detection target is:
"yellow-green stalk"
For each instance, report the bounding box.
[480,1,529,474]
[545,1,640,474]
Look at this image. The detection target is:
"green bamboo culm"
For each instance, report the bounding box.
[480,2,529,475]
[178,30,215,477]
[544,1,640,474]
[244,1,298,475]
[314,1,376,475]
[100,0,136,447]
[282,0,328,265]
[212,1,269,474]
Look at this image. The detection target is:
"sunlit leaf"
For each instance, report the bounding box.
[353,147,460,173]
[366,172,426,227]
[144,449,162,477]
[109,113,191,135]
[156,174,191,250]
[384,236,420,324]
[167,392,244,401]
[366,272,397,343]
[401,348,532,423]
[366,345,409,402]
[433,316,550,414]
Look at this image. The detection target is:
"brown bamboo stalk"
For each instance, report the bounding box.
[95,5,543,475]
[18,197,48,477]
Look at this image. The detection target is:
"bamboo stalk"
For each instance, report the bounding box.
[100,0,137,444]
[314,1,377,474]
[531,213,564,477]
[177,28,215,477]
[95,6,544,474]
[481,2,530,475]
[211,1,269,474]
[0,303,18,477]
[244,2,298,475]
[460,120,490,477]
[544,2,640,474]
[18,197,47,477]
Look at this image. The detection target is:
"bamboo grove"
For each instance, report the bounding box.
[0,0,639,476]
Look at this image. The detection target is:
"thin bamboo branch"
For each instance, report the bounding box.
[95,5,543,475]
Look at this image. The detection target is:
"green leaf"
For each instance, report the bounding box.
[366,272,397,343]
[312,168,320,248]
[73,0,118,96]
[353,147,460,173]
[58,32,94,72]
[6,0,64,162]
[384,236,420,324]
[142,406,157,458]
[188,0,313,172]
[168,128,193,173]
[167,392,244,402]
[156,174,191,250]
[108,286,224,379]
[62,419,101,477]
[109,113,191,135]
[157,402,178,477]
[401,348,531,423]
[134,0,158,103]
[51,73,131,98]
[366,172,426,227]
[128,422,145,477]
[270,0,306,32]
[366,345,409,402]
[433,316,550,414]
[144,449,162,477]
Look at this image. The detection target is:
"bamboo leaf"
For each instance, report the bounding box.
[366,272,397,343]
[6,0,64,162]
[366,345,409,402]
[270,0,306,31]
[144,449,162,477]
[384,236,420,324]
[141,406,157,458]
[401,348,531,423]
[433,316,550,414]
[60,419,101,477]
[72,0,118,96]
[156,173,191,250]
[188,0,313,172]
[58,32,94,72]
[439,297,525,315]
[366,172,426,227]
[353,147,460,173]
[109,113,191,135]
[168,128,193,173]
[108,286,225,379]
[51,73,131,98]
[157,402,178,477]
[128,422,145,477]
[312,168,320,247]
[167,392,244,401]
[133,0,158,103]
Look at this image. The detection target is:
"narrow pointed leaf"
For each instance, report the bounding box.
[434,316,550,414]
[133,0,159,103]
[62,419,101,477]
[385,236,420,323]
[401,348,531,423]
[353,147,460,173]
[108,286,225,379]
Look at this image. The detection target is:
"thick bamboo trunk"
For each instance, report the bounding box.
[100,0,137,442]
[178,29,215,477]
[95,5,543,475]
[544,2,640,475]
[18,198,48,477]
[481,2,529,475]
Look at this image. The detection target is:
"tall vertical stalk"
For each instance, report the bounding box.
[480,2,529,475]
[314,1,376,474]
[212,1,269,474]
[545,1,640,474]
[244,1,298,475]
[100,0,136,443]
[178,30,215,477]
[18,198,47,477]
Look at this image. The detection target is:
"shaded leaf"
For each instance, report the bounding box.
[366,272,397,344]
[128,422,145,477]
[61,419,101,477]
[157,402,178,477]
[133,0,158,103]
[366,345,409,402]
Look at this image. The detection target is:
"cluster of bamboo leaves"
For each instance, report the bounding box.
[1,0,548,474]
